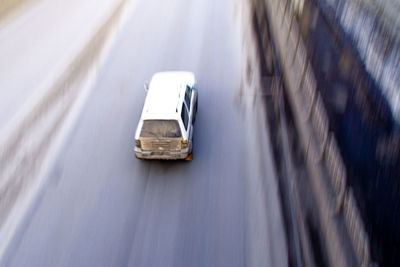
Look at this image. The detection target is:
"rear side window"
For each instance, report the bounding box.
[185,85,192,110]
[181,105,189,130]
[140,120,181,138]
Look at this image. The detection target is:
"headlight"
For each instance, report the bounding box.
[181,140,188,148]
[135,139,141,148]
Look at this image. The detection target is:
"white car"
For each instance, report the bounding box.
[134,71,198,160]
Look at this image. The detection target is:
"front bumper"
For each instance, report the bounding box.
[134,147,190,160]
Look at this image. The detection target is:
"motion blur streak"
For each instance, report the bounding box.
[1,0,288,266]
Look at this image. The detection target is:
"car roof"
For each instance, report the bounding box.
[141,71,195,120]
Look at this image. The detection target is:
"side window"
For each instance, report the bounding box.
[184,85,192,110]
[181,104,189,130]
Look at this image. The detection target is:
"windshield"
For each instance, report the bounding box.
[140,120,182,138]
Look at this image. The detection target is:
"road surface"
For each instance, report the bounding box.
[1,0,288,266]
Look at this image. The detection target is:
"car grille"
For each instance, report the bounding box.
[141,138,181,151]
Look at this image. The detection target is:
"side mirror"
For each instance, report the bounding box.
[144,82,149,92]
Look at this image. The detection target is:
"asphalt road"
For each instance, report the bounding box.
[1,0,288,266]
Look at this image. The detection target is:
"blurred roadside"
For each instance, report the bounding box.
[0,0,36,25]
[0,0,135,259]
[321,0,400,124]
[0,0,119,130]
[252,0,400,265]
